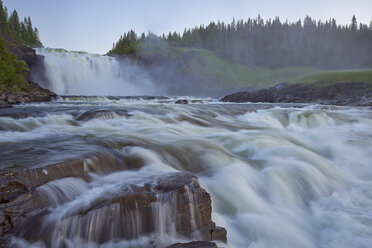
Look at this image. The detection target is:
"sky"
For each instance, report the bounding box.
[3,0,372,54]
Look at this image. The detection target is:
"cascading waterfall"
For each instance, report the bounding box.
[1,98,372,248]
[34,48,159,96]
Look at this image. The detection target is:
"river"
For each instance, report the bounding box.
[1,96,372,248]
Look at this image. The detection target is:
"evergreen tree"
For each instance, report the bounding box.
[110,15,372,69]
[0,0,9,38]
[351,15,357,31]
[0,1,42,47]
[8,10,21,41]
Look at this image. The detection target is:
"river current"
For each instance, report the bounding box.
[1,97,372,248]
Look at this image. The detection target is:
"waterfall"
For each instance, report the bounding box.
[34,48,159,96]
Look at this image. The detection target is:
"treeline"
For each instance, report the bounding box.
[109,15,372,69]
[0,0,42,47]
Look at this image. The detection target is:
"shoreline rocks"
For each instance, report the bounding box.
[221,82,372,106]
[0,81,56,105]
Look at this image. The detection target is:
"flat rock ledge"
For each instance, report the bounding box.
[221,82,372,107]
[0,155,227,247]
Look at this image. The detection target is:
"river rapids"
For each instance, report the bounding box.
[1,97,372,248]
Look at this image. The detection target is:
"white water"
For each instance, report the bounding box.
[35,48,159,96]
[2,99,372,248]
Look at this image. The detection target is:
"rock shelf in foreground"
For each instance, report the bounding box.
[0,155,226,247]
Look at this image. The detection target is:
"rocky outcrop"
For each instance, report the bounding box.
[221,82,372,106]
[0,155,226,246]
[0,81,56,105]
[1,42,56,105]
[6,42,44,82]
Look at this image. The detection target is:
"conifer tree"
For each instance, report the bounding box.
[8,10,21,41]
[0,0,9,38]
[0,2,42,47]
[109,15,372,68]
[351,15,357,31]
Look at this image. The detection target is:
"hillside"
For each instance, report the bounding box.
[120,47,371,96]
[173,48,323,89]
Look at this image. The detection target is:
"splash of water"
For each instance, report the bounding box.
[34,48,160,96]
[2,100,372,248]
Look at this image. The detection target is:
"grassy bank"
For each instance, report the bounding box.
[173,48,372,91]
[292,69,372,86]
[164,47,325,90]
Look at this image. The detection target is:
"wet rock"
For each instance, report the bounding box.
[167,241,218,248]
[74,109,129,121]
[221,82,372,106]
[175,99,189,104]
[0,103,12,109]
[0,158,227,246]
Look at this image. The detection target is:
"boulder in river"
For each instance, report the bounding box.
[175,99,189,104]
[74,109,128,121]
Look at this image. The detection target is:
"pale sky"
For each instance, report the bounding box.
[3,0,372,54]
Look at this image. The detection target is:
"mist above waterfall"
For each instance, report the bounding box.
[33,48,163,96]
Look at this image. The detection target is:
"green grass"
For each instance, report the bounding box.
[172,48,324,90]
[292,69,372,86]
[122,46,372,91]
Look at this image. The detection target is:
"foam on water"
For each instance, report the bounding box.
[1,100,372,247]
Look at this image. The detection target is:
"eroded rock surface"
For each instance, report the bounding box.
[0,155,226,247]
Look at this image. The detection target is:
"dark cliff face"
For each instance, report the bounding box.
[5,42,44,82]
[221,82,372,106]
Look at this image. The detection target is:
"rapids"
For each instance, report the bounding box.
[1,97,372,248]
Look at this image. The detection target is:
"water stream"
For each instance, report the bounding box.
[1,97,372,248]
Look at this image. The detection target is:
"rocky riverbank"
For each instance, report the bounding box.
[221,82,372,106]
[0,81,56,105]
[0,42,56,106]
